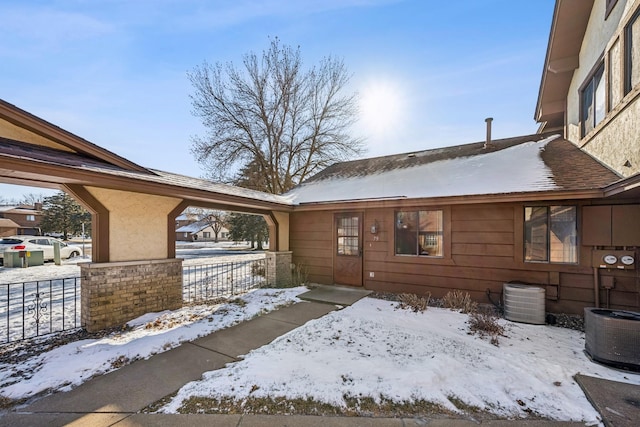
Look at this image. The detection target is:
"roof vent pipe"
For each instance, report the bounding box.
[484,117,493,149]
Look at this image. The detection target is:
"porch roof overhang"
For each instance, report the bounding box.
[0,138,293,214]
[603,172,640,199]
[0,99,149,173]
[535,0,595,131]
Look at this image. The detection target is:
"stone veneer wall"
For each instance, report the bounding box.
[266,251,292,287]
[80,259,182,332]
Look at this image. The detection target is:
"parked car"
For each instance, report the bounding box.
[0,236,83,261]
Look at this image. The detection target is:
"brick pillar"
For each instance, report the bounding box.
[80,259,182,332]
[266,251,292,287]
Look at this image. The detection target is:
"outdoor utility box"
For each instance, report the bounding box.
[3,250,44,268]
[582,205,640,246]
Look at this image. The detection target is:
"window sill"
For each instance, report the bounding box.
[579,82,640,148]
[386,254,455,265]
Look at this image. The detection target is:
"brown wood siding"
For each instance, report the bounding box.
[289,201,640,315]
[290,211,333,284]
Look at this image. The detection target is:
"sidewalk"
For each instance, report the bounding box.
[0,286,632,426]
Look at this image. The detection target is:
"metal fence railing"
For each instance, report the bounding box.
[182,258,267,304]
[1,277,81,345]
[0,258,268,345]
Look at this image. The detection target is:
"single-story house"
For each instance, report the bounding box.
[1,0,638,329]
[283,0,640,315]
[176,219,229,241]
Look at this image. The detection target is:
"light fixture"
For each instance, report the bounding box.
[370,220,379,235]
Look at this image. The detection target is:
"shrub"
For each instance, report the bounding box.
[468,307,505,346]
[397,293,430,313]
[291,263,308,286]
[251,261,266,277]
[442,290,477,313]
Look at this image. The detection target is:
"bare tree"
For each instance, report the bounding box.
[191,208,228,242]
[189,38,363,194]
[20,193,45,205]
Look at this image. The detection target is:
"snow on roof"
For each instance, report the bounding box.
[0,206,39,213]
[176,219,210,233]
[0,137,291,207]
[283,134,620,204]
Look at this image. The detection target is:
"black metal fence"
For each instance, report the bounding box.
[1,277,81,345]
[182,258,267,304]
[0,258,268,345]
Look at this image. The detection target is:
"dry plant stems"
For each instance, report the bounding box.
[291,264,308,287]
[251,261,266,277]
[397,293,430,313]
[442,290,477,314]
[468,308,505,346]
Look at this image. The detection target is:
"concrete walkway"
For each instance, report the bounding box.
[0,286,632,426]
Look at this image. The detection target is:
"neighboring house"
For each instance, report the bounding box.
[283,0,640,315]
[175,212,199,230]
[176,219,229,242]
[0,203,42,236]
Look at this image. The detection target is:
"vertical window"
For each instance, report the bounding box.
[524,206,577,264]
[581,63,605,136]
[337,216,359,256]
[625,8,640,94]
[203,232,211,238]
[609,39,622,108]
[395,210,443,257]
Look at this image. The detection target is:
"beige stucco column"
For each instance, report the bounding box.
[70,186,186,331]
[265,211,289,251]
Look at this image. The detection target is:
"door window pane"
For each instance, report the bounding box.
[337,216,359,256]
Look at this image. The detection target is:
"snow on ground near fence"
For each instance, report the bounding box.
[161,297,640,423]
[0,286,304,399]
[0,242,266,343]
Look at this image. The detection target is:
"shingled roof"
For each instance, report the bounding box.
[283,133,621,205]
[0,137,291,209]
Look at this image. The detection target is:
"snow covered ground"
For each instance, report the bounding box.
[2,243,639,423]
[159,297,640,423]
[0,242,265,343]
[0,286,304,400]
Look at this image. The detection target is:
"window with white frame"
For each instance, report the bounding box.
[26,215,35,221]
[524,206,577,264]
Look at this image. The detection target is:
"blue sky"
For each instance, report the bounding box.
[0,0,555,201]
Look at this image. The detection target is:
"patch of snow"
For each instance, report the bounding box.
[0,287,306,399]
[161,298,639,423]
[284,135,560,204]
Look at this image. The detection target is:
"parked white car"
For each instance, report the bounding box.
[0,236,83,261]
